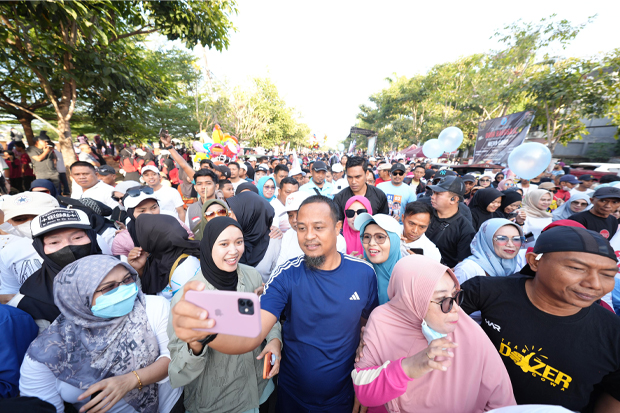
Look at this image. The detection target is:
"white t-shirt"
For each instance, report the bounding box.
[269,198,291,232]
[403,234,442,263]
[72,180,119,211]
[274,229,347,270]
[516,183,538,198]
[230,178,244,192]
[570,187,594,197]
[0,235,42,294]
[255,237,283,284]
[154,186,184,219]
[162,255,201,301]
[19,295,182,413]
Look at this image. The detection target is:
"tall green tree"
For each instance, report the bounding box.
[0,0,236,163]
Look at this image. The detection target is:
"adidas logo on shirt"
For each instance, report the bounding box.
[349,292,360,301]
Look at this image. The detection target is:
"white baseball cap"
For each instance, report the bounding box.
[248,156,257,162]
[283,191,312,214]
[331,163,344,173]
[239,163,248,171]
[3,192,60,221]
[123,189,159,209]
[354,213,403,236]
[135,148,146,156]
[31,208,91,238]
[141,165,160,175]
[112,181,141,195]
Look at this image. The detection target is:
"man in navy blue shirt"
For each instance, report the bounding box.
[172,195,378,412]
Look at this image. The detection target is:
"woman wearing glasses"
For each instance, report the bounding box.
[453,218,524,287]
[343,196,373,256]
[353,255,515,413]
[192,199,232,241]
[257,176,277,202]
[20,255,182,413]
[355,213,404,305]
[491,172,505,188]
[551,192,591,221]
[477,173,493,188]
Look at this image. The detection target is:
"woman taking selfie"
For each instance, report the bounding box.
[353,255,515,412]
[20,255,181,413]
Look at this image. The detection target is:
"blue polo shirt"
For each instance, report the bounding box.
[299,179,334,199]
[261,253,378,409]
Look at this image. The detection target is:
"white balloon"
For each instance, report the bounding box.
[338,143,345,151]
[507,142,552,180]
[422,139,444,158]
[438,127,464,152]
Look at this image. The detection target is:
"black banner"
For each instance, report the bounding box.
[473,111,535,165]
[350,127,377,137]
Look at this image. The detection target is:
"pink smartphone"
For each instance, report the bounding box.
[185,290,262,338]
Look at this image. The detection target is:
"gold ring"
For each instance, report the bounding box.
[426,351,433,360]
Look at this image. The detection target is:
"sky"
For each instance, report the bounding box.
[164,0,620,148]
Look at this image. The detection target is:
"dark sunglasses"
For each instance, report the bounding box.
[392,171,404,176]
[95,273,137,295]
[430,290,464,313]
[125,186,154,197]
[345,208,367,218]
[479,178,491,182]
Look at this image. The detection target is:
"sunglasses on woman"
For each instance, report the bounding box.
[345,208,368,218]
[572,201,589,207]
[430,290,463,313]
[205,209,229,219]
[362,233,388,244]
[263,185,276,190]
[479,179,490,183]
[493,235,524,245]
[95,273,137,295]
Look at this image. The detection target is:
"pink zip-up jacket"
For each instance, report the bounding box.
[352,357,413,412]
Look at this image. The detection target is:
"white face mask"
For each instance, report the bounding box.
[14,221,33,239]
[561,185,570,191]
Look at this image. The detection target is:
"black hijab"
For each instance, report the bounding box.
[136,214,201,294]
[492,173,504,188]
[235,182,259,196]
[200,217,243,291]
[226,191,274,267]
[245,162,255,180]
[497,189,523,218]
[18,227,101,322]
[468,187,504,231]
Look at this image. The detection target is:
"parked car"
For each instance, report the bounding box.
[569,163,620,180]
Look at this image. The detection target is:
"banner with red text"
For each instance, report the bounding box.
[473,111,535,164]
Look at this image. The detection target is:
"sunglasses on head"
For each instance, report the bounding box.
[430,290,464,313]
[345,208,368,218]
[205,209,229,219]
[125,186,154,197]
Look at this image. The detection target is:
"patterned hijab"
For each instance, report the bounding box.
[27,255,159,413]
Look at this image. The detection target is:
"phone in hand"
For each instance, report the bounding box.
[409,248,424,255]
[524,232,535,243]
[263,351,275,379]
[185,290,262,338]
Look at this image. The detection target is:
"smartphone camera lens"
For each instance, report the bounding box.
[247,301,253,307]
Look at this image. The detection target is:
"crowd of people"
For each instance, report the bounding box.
[0,130,620,413]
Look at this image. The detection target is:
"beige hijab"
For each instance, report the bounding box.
[523,188,553,218]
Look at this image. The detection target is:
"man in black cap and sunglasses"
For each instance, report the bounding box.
[460,226,620,413]
[377,163,417,223]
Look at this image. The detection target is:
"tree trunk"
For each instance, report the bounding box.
[17,115,35,146]
[57,116,77,167]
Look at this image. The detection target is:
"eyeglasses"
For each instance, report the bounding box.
[504,183,514,187]
[125,186,154,198]
[205,209,229,219]
[430,290,463,313]
[95,273,136,295]
[479,179,490,183]
[362,233,388,244]
[493,235,524,245]
[392,171,404,176]
[345,208,368,218]
[263,185,275,190]
[572,201,589,207]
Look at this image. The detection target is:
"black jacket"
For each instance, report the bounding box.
[334,184,389,221]
[417,195,473,224]
[425,208,475,268]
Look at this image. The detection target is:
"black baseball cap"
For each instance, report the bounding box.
[217,165,231,179]
[390,163,406,173]
[435,169,456,178]
[593,186,620,200]
[461,174,476,183]
[312,161,328,172]
[428,176,465,199]
[257,164,269,172]
[579,174,596,181]
[534,226,617,262]
[96,165,115,176]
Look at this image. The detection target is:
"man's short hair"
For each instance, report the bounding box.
[218,179,232,189]
[280,176,299,189]
[194,168,218,185]
[14,141,26,149]
[404,201,433,219]
[414,165,425,171]
[599,174,620,184]
[299,195,339,225]
[346,156,367,172]
[200,159,214,168]
[228,161,240,169]
[70,161,96,171]
[274,164,289,175]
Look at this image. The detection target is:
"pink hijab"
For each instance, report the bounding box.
[356,255,515,413]
[498,179,514,191]
[343,196,373,255]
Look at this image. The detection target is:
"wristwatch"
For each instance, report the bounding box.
[164,145,174,150]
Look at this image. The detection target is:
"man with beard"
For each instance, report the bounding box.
[171,195,378,412]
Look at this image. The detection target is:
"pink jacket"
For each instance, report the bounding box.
[352,357,412,412]
[111,218,194,256]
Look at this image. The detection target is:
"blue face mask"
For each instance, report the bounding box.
[91,283,138,319]
[421,319,447,345]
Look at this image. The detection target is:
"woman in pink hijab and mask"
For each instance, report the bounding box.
[352,255,515,412]
[343,195,373,256]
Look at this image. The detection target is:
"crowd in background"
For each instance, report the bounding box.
[0,129,619,413]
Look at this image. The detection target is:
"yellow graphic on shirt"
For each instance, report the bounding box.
[499,338,572,391]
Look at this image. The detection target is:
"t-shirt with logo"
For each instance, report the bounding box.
[568,210,618,239]
[461,275,620,412]
[261,253,378,410]
[0,235,42,294]
[376,181,417,223]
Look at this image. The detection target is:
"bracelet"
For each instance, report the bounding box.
[198,333,218,347]
[132,370,143,391]
[165,145,174,150]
